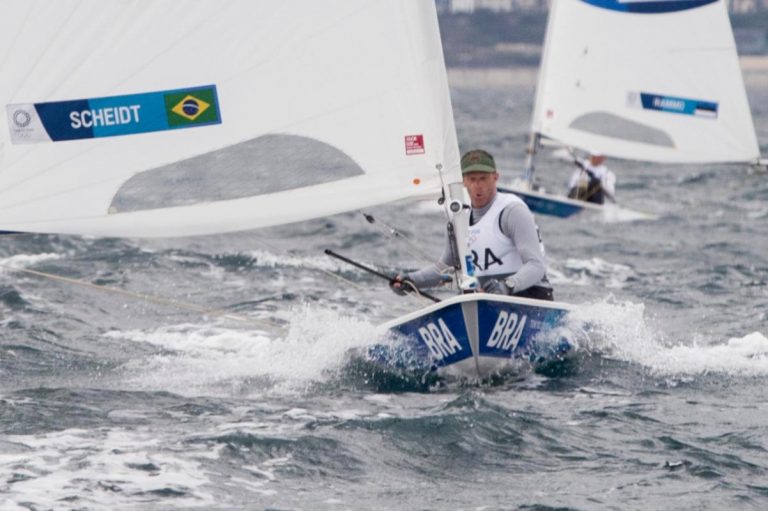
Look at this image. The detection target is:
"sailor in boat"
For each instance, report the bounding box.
[566,152,616,205]
[392,149,554,301]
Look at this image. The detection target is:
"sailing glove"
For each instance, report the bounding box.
[482,278,511,295]
[389,275,415,296]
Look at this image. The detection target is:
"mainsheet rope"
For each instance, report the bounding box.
[4,230,434,324]
[12,266,278,328]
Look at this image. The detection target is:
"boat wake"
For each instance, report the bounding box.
[99,292,768,396]
[570,298,768,379]
[600,203,660,223]
[108,305,382,396]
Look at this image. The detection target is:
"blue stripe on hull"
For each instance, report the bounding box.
[387,301,473,369]
[371,296,573,379]
[477,299,571,362]
[498,188,586,218]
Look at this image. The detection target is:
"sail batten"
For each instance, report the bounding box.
[0,0,461,237]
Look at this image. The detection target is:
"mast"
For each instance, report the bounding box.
[522,0,560,186]
[444,178,477,292]
[522,132,541,185]
[417,0,476,293]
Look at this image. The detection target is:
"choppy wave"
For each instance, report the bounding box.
[108,305,383,396]
[0,425,216,510]
[0,253,61,273]
[559,257,636,288]
[570,299,768,378]
[2,67,767,510]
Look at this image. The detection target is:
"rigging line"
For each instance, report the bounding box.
[354,184,459,287]
[248,233,366,290]
[11,267,278,329]
[358,211,435,263]
[324,249,440,304]
[433,162,465,290]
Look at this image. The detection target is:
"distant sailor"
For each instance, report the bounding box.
[567,152,616,205]
[391,149,553,301]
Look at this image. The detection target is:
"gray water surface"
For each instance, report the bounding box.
[1,68,767,510]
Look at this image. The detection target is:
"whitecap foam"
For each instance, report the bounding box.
[553,257,635,288]
[0,427,216,510]
[108,304,382,396]
[0,253,61,274]
[569,298,768,378]
[646,332,768,377]
[247,248,370,275]
[600,203,659,223]
[746,207,768,219]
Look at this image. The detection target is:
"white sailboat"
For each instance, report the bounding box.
[504,0,765,218]
[0,1,576,380]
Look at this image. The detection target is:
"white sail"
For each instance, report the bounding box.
[531,0,760,163]
[0,0,462,237]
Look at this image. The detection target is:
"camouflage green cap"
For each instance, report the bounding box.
[460,149,496,174]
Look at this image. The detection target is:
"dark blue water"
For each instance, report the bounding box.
[1,67,767,510]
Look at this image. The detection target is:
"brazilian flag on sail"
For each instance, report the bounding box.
[164,86,221,128]
[7,85,222,144]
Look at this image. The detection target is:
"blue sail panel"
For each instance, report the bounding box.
[580,0,719,14]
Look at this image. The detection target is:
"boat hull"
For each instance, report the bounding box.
[498,186,603,218]
[372,294,575,380]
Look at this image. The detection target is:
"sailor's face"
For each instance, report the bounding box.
[463,171,498,208]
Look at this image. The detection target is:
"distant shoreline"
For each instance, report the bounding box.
[447,55,768,89]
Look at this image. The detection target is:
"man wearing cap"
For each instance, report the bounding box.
[391,149,553,301]
[567,153,616,204]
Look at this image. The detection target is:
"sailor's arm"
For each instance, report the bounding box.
[402,234,454,288]
[500,203,546,291]
[602,169,616,200]
[569,157,589,188]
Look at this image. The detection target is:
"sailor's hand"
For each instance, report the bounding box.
[389,275,414,296]
[481,278,510,295]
